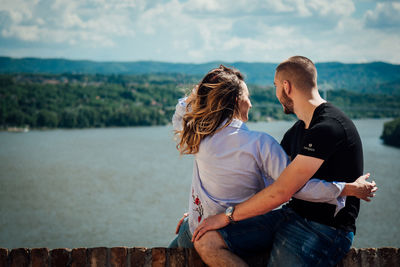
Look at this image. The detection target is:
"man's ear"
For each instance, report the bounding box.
[283,80,292,95]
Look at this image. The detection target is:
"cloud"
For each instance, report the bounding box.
[0,0,398,63]
[311,14,400,63]
[0,0,39,23]
[180,0,355,18]
[307,0,355,17]
[2,25,40,41]
[364,2,400,30]
[0,0,135,48]
[0,0,356,48]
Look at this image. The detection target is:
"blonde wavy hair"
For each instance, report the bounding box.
[176,65,245,155]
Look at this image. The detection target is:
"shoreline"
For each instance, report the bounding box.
[0,117,394,132]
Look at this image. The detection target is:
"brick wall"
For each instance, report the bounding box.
[0,247,398,267]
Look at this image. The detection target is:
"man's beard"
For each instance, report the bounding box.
[280,89,294,114]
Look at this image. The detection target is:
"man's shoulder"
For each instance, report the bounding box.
[283,120,304,137]
[310,115,346,139]
[318,103,352,124]
[315,103,358,134]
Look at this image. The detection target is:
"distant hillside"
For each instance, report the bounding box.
[1,73,400,129]
[1,57,400,94]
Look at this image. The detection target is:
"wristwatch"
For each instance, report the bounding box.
[225,206,236,224]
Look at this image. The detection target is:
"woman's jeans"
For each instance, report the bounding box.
[168,217,194,248]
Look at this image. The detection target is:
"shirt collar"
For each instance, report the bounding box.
[219,118,248,130]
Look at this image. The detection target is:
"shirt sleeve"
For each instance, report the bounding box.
[293,179,347,215]
[172,97,187,132]
[300,119,345,160]
[260,132,346,215]
[259,135,290,181]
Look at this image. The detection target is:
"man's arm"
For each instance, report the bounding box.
[192,154,323,241]
[234,154,323,220]
[260,138,341,203]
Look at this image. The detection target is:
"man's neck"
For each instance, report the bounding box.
[295,91,326,129]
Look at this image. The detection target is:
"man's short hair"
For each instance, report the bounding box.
[276,56,317,90]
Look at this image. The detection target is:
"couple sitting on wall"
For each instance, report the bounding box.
[169,56,377,267]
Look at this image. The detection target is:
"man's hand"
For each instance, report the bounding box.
[341,173,378,201]
[191,213,229,242]
[175,213,189,234]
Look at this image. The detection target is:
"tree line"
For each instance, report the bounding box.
[381,118,400,148]
[1,73,400,129]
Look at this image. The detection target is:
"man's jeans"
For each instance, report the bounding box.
[218,206,353,267]
[168,217,194,248]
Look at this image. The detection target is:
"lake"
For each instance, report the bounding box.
[0,119,399,249]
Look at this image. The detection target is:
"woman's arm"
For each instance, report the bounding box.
[261,137,376,210]
[172,97,188,132]
[172,88,197,132]
[294,174,376,215]
[295,174,376,202]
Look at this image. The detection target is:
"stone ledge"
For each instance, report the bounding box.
[0,247,398,267]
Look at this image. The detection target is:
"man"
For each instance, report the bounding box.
[191,56,377,267]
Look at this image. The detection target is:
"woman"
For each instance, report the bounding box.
[169,65,370,248]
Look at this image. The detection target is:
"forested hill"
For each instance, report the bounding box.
[1,57,400,94]
[1,73,400,129]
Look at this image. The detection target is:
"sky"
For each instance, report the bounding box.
[0,0,399,64]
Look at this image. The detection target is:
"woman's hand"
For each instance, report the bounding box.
[191,213,229,242]
[352,173,378,201]
[175,213,189,234]
[342,173,378,201]
[185,85,198,104]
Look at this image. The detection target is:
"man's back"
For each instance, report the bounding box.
[281,102,363,233]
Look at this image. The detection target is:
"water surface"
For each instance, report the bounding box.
[0,119,398,249]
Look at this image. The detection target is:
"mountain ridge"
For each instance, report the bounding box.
[1,56,400,94]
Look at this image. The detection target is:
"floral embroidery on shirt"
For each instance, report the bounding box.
[192,188,204,222]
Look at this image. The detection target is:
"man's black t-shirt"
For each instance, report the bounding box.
[281,102,363,233]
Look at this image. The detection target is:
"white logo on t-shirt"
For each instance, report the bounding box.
[303,143,315,152]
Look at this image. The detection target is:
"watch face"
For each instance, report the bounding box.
[226,206,234,215]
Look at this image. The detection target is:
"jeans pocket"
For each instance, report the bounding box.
[307,220,337,243]
[342,231,354,244]
[336,231,353,254]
